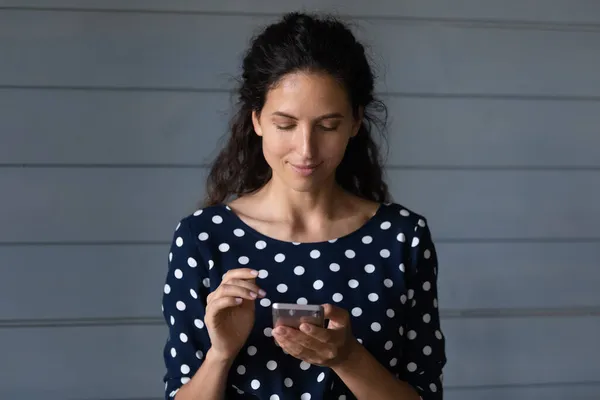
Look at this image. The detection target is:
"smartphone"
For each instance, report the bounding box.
[272,303,325,329]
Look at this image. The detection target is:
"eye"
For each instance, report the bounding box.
[319,125,339,132]
[276,125,295,131]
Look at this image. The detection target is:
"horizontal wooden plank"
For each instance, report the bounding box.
[2,89,599,167]
[1,168,599,243]
[0,317,598,398]
[2,12,600,96]
[1,242,599,321]
[2,0,600,25]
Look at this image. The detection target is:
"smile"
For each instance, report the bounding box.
[289,163,321,176]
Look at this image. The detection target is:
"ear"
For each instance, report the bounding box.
[252,110,263,137]
[351,106,364,137]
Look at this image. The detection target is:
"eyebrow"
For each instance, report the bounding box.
[271,111,344,121]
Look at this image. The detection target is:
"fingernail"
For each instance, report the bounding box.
[300,323,311,332]
[235,298,242,304]
[250,270,259,276]
[250,292,257,298]
[258,289,267,297]
[274,327,287,336]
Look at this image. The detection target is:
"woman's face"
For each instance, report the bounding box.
[252,71,361,193]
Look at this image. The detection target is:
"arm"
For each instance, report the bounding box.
[161,217,232,400]
[334,217,447,400]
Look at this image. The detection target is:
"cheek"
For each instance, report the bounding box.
[261,131,290,162]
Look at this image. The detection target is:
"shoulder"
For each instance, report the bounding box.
[378,202,430,231]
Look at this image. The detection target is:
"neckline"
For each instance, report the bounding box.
[220,202,386,246]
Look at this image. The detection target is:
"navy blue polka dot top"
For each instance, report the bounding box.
[161,202,447,399]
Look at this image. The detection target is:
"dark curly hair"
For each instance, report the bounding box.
[203,12,390,207]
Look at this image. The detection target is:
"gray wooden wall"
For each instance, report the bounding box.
[1,1,599,399]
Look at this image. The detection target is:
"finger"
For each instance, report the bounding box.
[209,283,258,303]
[322,303,345,320]
[226,278,266,298]
[205,296,243,317]
[222,268,259,282]
[275,336,305,357]
[299,323,333,344]
[273,326,327,353]
[276,336,323,365]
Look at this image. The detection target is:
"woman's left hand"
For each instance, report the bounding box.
[272,303,359,368]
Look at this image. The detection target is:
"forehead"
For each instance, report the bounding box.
[263,71,350,116]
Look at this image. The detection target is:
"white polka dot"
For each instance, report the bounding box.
[369,293,379,302]
[399,326,404,336]
[238,256,249,265]
[400,209,410,217]
[371,322,381,332]
[310,250,320,259]
[329,263,340,272]
[301,394,311,400]
[317,372,325,382]
[389,358,398,367]
[423,281,431,291]
[408,289,415,299]
[380,221,391,230]
[423,313,431,323]
[179,333,188,343]
[202,278,210,288]
[385,341,393,350]
[176,301,186,311]
[194,319,204,329]
[424,249,431,259]
[362,235,373,244]
[408,330,417,340]
[251,379,260,390]
[208,260,214,269]
[418,219,426,227]
[237,365,246,375]
[339,396,347,400]
[400,294,407,304]
[300,361,310,370]
[294,266,305,275]
[234,228,245,237]
[277,284,288,293]
[313,280,324,290]
[212,215,223,224]
[332,293,343,302]
[328,238,338,243]
[429,383,437,392]
[274,253,285,263]
[164,284,171,294]
[264,327,272,337]
[386,309,395,318]
[258,269,268,279]
[198,232,209,241]
[297,297,308,305]
[397,232,405,242]
[284,378,293,387]
[181,364,190,374]
[380,249,390,258]
[434,298,438,308]
[435,330,443,340]
[407,362,417,372]
[399,263,405,272]
[181,377,190,385]
[175,237,183,247]
[364,264,375,273]
[219,243,230,252]
[384,279,393,288]
[256,240,267,250]
[170,348,176,357]
[174,269,183,279]
[193,209,203,216]
[196,350,203,359]
[357,338,363,344]
[267,360,277,370]
[423,346,432,355]
[351,307,362,317]
[348,279,359,288]
[169,252,172,262]
[260,298,271,307]
[411,237,420,247]
[270,396,280,400]
[247,346,257,356]
[345,249,356,258]
[170,316,175,325]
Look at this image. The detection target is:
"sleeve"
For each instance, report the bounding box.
[397,218,447,400]
[161,217,213,399]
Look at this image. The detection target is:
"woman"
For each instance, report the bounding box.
[162,12,446,400]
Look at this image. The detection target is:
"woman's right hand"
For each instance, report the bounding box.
[204,268,266,362]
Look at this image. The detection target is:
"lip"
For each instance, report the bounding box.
[289,162,321,176]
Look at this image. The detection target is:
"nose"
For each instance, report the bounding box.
[298,124,316,159]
